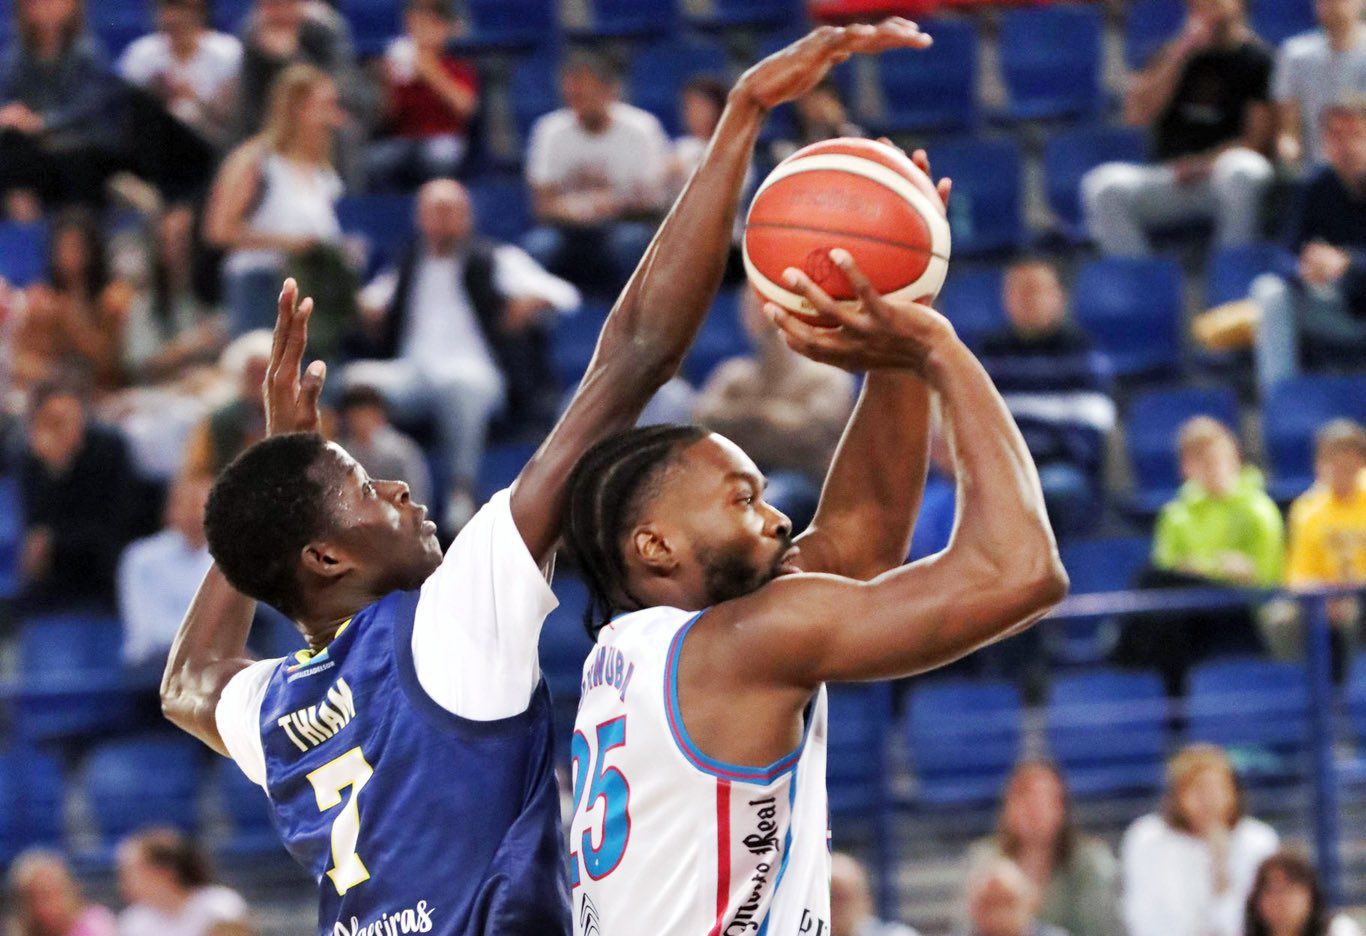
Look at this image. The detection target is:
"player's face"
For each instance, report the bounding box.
[316,444,443,593]
[652,435,799,605]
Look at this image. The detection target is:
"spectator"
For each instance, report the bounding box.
[0,0,119,208]
[116,829,249,936]
[771,78,865,164]
[205,925,256,936]
[1082,0,1275,256]
[523,49,669,294]
[366,0,478,191]
[18,376,135,614]
[182,330,272,481]
[968,761,1121,936]
[1247,850,1364,936]
[960,858,1067,936]
[1253,97,1366,396]
[348,178,578,530]
[117,475,213,678]
[669,75,728,197]
[335,385,433,508]
[120,205,225,385]
[117,0,242,149]
[693,288,856,532]
[1274,0,1366,170]
[1123,744,1279,936]
[11,208,130,394]
[205,63,353,357]
[831,852,920,936]
[6,849,117,936]
[977,258,1115,537]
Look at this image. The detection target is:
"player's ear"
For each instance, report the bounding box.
[631,525,676,575]
[300,541,357,581]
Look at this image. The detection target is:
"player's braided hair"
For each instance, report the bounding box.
[563,423,708,639]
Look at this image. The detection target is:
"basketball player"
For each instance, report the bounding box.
[562,256,1068,935]
[157,20,933,936]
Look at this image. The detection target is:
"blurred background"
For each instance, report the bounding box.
[0,0,1364,933]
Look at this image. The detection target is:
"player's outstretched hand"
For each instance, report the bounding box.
[736,19,930,112]
[263,278,326,437]
[765,251,957,375]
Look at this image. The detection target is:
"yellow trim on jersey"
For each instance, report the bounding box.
[293,618,353,666]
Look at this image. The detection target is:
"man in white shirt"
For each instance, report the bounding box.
[346,178,579,530]
[1273,0,1366,169]
[118,0,243,147]
[522,50,671,293]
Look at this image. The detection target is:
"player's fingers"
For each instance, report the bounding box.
[911,148,930,176]
[782,267,840,319]
[767,303,844,356]
[937,176,952,209]
[300,359,327,427]
[279,295,313,383]
[828,249,884,318]
[268,279,297,372]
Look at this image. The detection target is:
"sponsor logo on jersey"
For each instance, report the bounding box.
[287,647,331,674]
[332,900,434,936]
[278,677,358,752]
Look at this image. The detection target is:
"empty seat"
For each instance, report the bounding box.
[337,194,416,275]
[219,763,285,858]
[475,441,538,504]
[1073,257,1183,379]
[689,0,802,30]
[0,475,22,600]
[0,221,48,287]
[1125,0,1183,68]
[1125,386,1240,511]
[906,679,1022,805]
[868,19,978,134]
[1347,652,1366,749]
[18,614,132,742]
[540,575,595,702]
[338,0,402,57]
[1263,375,1366,500]
[681,288,748,386]
[1047,668,1167,796]
[1059,536,1153,595]
[88,0,153,54]
[827,683,892,816]
[461,0,557,51]
[1205,242,1291,308]
[510,50,562,144]
[0,747,64,861]
[1043,124,1147,236]
[934,266,1007,349]
[998,5,1103,122]
[553,300,610,386]
[211,0,253,31]
[574,0,675,38]
[928,137,1023,257]
[84,734,203,843]
[1188,657,1310,772]
[467,176,533,245]
[627,38,729,136]
[1251,0,1316,45]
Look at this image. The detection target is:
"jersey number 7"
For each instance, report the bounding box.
[307,746,375,896]
[569,716,631,886]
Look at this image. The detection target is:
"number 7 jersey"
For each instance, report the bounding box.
[569,606,831,936]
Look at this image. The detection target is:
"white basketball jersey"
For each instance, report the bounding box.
[569,605,831,936]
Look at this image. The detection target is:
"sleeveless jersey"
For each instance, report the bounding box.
[568,606,831,936]
[252,589,570,936]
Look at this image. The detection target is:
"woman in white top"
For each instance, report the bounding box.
[115,829,249,936]
[204,62,344,340]
[1246,850,1363,936]
[1123,744,1280,936]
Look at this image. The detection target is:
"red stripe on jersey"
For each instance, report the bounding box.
[709,779,731,936]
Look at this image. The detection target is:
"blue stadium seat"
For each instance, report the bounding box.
[467,176,532,245]
[682,288,748,386]
[1043,124,1147,237]
[510,50,562,145]
[1047,668,1167,796]
[1189,657,1310,775]
[1263,375,1366,501]
[574,0,676,39]
[1205,243,1291,308]
[868,19,978,134]
[338,0,402,57]
[219,763,286,858]
[934,266,1007,349]
[87,0,153,54]
[337,194,416,276]
[211,0,254,31]
[928,137,1023,257]
[1347,653,1366,751]
[0,747,64,861]
[540,575,595,702]
[1125,386,1240,512]
[627,38,729,137]
[84,734,203,844]
[1251,0,1316,45]
[827,683,892,817]
[1125,0,1183,68]
[1059,536,1153,596]
[688,0,803,31]
[0,220,48,287]
[475,441,538,504]
[0,475,22,600]
[552,300,610,387]
[998,5,1104,122]
[906,679,1022,805]
[1073,257,1183,379]
[460,0,557,51]
[17,614,133,742]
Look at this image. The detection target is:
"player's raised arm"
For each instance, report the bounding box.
[509,20,933,565]
[712,256,1068,686]
[791,150,951,581]
[160,281,324,754]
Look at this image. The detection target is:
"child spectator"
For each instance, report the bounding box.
[116,829,249,936]
[1246,850,1364,936]
[1082,0,1274,256]
[1123,745,1279,936]
[669,75,729,198]
[6,849,117,936]
[336,385,433,509]
[367,0,478,191]
[968,761,1121,936]
[831,852,920,936]
[1273,0,1366,170]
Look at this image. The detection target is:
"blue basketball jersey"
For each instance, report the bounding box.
[254,589,571,936]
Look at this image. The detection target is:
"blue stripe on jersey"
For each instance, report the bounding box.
[662,611,805,785]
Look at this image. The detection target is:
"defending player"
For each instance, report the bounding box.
[563,256,1069,935]
[157,21,933,936]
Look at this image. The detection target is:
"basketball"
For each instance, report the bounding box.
[742,137,951,323]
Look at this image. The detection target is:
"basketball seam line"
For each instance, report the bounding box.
[744,221,950,260]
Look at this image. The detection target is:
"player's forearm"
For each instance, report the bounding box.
[802,372,930,579]
[160,565,258,755]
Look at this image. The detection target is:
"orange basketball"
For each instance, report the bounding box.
[743,138,951,323]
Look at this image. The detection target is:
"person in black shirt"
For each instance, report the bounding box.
[1252,96,1366,395]
[1082,0,1274,256]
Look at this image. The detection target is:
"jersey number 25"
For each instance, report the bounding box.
[569,716,631,886]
